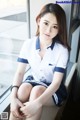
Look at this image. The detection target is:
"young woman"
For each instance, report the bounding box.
[9,3,70,120]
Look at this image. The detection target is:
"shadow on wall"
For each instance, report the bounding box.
[73,49,80,101]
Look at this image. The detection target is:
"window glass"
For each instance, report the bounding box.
[72,0,80,20]
[0,0,28,97]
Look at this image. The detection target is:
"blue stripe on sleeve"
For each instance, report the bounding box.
[54,67,65,73]
[17,58,28,63]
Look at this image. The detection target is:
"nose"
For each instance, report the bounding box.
[46,26,51,33]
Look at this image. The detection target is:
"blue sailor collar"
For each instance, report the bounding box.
[36,36,54,50]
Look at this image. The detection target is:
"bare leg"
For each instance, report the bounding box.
[9,83,33,120]
[9,112,24,120]
[17,83,33,102]
[26,86,47,120]
[25,85,55,120]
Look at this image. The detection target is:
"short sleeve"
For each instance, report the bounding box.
[54,47,69,73]
[17,40,30,64]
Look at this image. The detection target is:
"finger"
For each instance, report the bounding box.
[12,111,18,118]
[20,108,26,115]
[23,103,26,106]
[23,101,29,106]
[20,107,23,112]
[18,108,24,116]
[26,114,31,118]
[18,101,24,107]
[20,106,25,111]
[15,110,24,118]
[20,109,28,117]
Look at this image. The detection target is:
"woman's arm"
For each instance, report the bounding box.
[37,71,64,106]
[11,62,27,98]
[10,62,27,118]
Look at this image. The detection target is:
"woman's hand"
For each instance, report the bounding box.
[20,100,42,118]
[10,97,25,118]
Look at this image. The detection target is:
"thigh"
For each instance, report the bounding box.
[29,85,55,106]
[44,96,55,106]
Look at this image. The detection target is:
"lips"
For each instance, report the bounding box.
[44,33,50,37]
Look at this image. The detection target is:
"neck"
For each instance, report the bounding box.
[39,36,52,50]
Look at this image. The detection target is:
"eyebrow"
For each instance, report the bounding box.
[44,20,58,26]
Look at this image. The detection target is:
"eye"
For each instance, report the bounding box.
[44,22,48,26]
[53,26,58,29]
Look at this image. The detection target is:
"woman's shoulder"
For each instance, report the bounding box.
[55,43,68,52]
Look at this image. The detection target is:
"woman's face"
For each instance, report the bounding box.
[38,13,59,41]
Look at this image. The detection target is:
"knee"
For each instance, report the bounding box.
[30,86,46,100]
[17,83,32,102]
